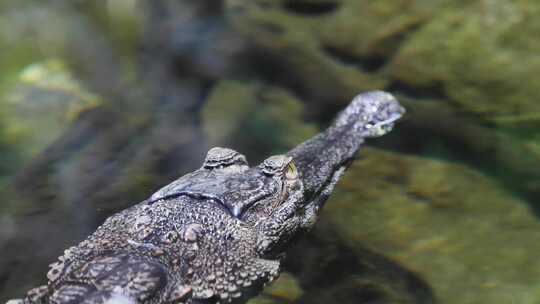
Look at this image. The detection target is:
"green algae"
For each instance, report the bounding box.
[324,147,540,304]
[390,0,540,121]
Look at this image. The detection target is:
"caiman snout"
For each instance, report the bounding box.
[287,91,405,202]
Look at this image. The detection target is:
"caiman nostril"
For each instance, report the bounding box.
[232,205,243,218]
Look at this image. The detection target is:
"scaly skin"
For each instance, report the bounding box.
[9,91,404,304]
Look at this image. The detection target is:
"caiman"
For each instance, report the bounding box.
[9,91,405,304]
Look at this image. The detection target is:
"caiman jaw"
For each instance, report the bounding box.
[286,91,405,206]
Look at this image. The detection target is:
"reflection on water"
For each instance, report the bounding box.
[1,1,540,303]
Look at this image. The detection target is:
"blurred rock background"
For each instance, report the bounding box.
[1,0,540,303]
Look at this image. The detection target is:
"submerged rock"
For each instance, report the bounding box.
[225,0,415,100]
[390,1,540,124]
[325,147,540,304]
[226,0,540,125]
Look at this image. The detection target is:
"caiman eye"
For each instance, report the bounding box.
[261,155,292,176]
[203,147,248,169]
[285,162,297,180]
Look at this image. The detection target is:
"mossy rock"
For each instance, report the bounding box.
[390,0,540,124]
[324,147,540,303]
[226,0,540,127]
[225,0,434,101]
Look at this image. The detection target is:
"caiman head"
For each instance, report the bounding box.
[152,91,404,258]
